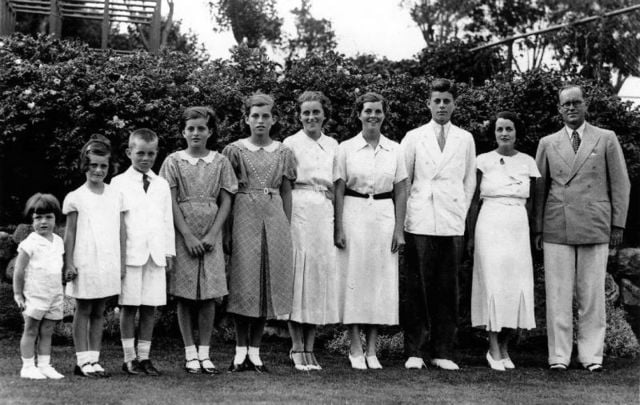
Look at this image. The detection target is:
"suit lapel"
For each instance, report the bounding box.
[437,129,461,173]
[569,124,600,180]
[551,130,574,170]
[420,123,441,170]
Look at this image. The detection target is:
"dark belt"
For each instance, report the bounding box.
[345,188,393,200]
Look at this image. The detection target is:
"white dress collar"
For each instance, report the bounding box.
[177,150,215,165]
[242,138,280,152]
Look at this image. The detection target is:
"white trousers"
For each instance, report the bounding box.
[543,242,608,366]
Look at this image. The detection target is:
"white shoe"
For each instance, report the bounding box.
[20,366,46,379]
[365,355,383,370]
[502,357,515,370]
[404,357,426,369]
[486,352,505,371]
[38,364,65,379]
[348,353,367,370]
[430,358,460,370]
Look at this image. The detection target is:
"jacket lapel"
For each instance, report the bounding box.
[551,130,574,171]
[436,129,461,174]
[420,123,441,170]
[569,123,600,180]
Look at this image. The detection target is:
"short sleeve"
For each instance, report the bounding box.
[159,154,178,188]
[62,191,78,215]
[280,145,297,181]
[476,153,488,173]
[17,235,35,257]
[218,155,239,194]
[526,154,541,178]
[333,143,347,182]
[394,146,408,183]
[222,144,240,174]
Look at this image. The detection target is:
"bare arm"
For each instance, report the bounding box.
[203,189,233,251]
[465,170,483,256]
[391,179,408,253]
[280,178,293,223]
[334,179,346,249]
[169,187,205,257]
[64,212,78,281]
[12,250,29,310]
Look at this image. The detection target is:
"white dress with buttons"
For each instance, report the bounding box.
[333,133,407,325]
[471,151,540,331]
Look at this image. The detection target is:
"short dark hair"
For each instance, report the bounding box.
[243,93,276,117]
[488,111,525,139]
[23,193,62,223]
[430,78,457,99]
[353,92,388,117]
[80,134,111,173]
[298,90,332,120]
[129,128,158,148]
[182,106,217,133]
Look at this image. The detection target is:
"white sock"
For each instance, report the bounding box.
[22,357,35,368]
[88,351,99,364]
[248,346,262,366]
[137,340,151,361]
[198,345,210,361]
[76,351,90,367]
[122,338,136,362]
[37,355,51,367]
[234,346,247,364]
[184,345,197,361]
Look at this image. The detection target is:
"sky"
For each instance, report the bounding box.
[170,0,638,101]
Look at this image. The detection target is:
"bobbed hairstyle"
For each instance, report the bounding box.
[352,92,388,117]
[430,78,458,99]
[243,93,276,117]
[181,106,218,134]
[23,193,62,223]
[488,111,525,139]
[298,90,332,120]
[129,128,158,148]
[80,134,111,173]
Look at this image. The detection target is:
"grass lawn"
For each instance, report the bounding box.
[0,332,638,405]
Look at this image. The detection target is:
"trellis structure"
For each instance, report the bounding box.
[0,0,162,53]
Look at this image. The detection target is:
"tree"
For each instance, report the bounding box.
[286,0,337,59]
[400,0,478,47]
[209,0,283,48]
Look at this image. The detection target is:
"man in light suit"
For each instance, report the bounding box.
[401,78,476,370]
[535,85,630,372]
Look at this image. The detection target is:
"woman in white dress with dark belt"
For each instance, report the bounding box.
[334,92,408,370]
[468,111,540,371]
[283,91,339,371]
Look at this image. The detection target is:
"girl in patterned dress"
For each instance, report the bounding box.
[223,93,296,372]
[159,107,238,374]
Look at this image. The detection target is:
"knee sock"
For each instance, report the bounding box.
[234,346,247,364]
[137,340,151,361]
[197,345,210,361]
[248,346,262,366]
[121,338,136,362]
[184,345,197,361]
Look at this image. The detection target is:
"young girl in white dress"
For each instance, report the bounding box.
[13,193,66,379]
[63,134,127,378]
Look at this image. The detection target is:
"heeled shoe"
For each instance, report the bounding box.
[348,353,367,370]
[289,349,308,371]
[502,356,515,370]
[486,351,505,371]
[365,355,383,370]
[304,351,322,371]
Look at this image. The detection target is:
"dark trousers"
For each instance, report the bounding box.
[400,233,462,359]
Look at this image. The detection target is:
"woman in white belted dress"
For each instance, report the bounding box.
[333,92,408,370]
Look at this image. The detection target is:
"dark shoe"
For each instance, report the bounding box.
[583,363,603,372]
[139,359,161,376]
[246,358,268,373]
[122,360,142,375]
[200,359,220,375]
[228,359,247,373]
[549,363,568,371]
[74,363,97,378]
[91,363,111,378]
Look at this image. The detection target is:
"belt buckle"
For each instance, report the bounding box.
[368,193,374,200]
[263,188,269,195]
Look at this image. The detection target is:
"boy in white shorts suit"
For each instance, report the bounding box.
[111,128,175,376]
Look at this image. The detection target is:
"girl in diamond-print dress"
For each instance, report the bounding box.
[222,93,296,371]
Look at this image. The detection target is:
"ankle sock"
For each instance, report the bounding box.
[137,340,151,361]
[185,345,197,361]
[234,346,247,364]
[22,356,35,368]
[121,338,136,362]
[198,345,210,361]
[76,351,90,367]
[37,354,50,367]
[248,346,262,366]
[88,351,99,364]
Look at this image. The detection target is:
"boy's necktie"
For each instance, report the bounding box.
[143,173,150,192]
[437,125,446,151]
[571,130,581,153]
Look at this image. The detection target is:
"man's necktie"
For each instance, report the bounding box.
[571,130,581,153]
[143,173,150,192]
[437,125,446,151]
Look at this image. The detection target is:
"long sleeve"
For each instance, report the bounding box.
[534,140,549,234]
[462,135,477,214]
[401,133,416,186]
[606,132,631,228]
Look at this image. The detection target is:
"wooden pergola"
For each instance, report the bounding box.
[0,0,163,53]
